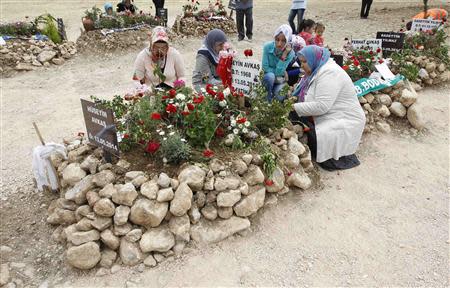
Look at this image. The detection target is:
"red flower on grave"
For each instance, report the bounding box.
[369,51,374,55]
[165,104,177,113]
[376,48,381,53]
[123,133,130,139]
[145,141,160,154]
[193,95,205,104]
[265,179,274,186]
[303,126,311,132]
[181,111,190,116]
[208,89,216,96]
[187,103,195,111]
[378,59,384,64]
[217,91,225,101]
[353,60,360,66]
[342,65,349,71]
[206,84,213,91]
[203,149,214,158]
[239,91,244,97]
[169,89,177,98]
[236,117,247,124]
[151,112,162,120]
[215,127,225,137]
[244,49,253,57]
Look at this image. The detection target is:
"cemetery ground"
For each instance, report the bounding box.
[1,0,449,287]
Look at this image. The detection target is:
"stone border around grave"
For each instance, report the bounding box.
[172,16,237,37]
[0,39,77,78]
[47,123,315,271]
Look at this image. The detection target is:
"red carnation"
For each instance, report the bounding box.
[215,127,225,137]
[236,117,247,124]
[378,59,384,64]
[244,49,253,57]
[123,133,130,139]
[342,65,349,71]
[145,141,160,154]
[181,111,190,116]
[206,84,213,91]
[193,95,205,104]
[353,60,360,66]
[203,149,214,158]
[238,91,244,97]
[369,51,374,55]
[265,179,274,186]
[186,103,195,111]
[208,89,216,96]
[151,112,161,120]
[217,92,225,101]
[166,104,177,113]
[169,89,177,98]
[376,48,381,53]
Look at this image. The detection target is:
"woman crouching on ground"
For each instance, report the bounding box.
[291,45,366,171]
[133,26,186,89]
[192,29,228,92]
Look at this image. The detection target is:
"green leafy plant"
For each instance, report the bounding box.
[160,132,191,164]
[183,97,217,148]
[0,21,37,36]
[35,14,62,44]
[84,6,102,22]
[252,137,278,178]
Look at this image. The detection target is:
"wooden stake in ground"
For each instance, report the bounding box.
[33,122,60,193]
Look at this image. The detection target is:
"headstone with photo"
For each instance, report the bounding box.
[80,99,119,159]
[351,39,382,51]
[231,57,261,95]
[376,32,405,56]
[411,19,442,32]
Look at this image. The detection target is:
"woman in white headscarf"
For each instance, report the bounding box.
[192,29,228,92]
[261,24,295,102]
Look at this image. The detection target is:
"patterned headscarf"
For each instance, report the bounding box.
[293,45,331,102]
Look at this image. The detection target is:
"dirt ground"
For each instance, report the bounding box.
[1,0,449,287]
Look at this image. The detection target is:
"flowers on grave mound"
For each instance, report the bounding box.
[182,0,200,17]
[195,0,228,20]
[94,11,164,30]
[343,48,384,82]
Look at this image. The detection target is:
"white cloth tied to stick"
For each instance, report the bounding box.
[32,143,67,191]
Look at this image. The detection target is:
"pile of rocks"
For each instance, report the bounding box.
[172,16,237,37]
[391,56,450,86]
[47,124,314,272]
[360,80,426,133]
[77,28,161,55]
[0,39,77,77]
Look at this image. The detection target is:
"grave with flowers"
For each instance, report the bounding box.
[172,0,236,37]
[76,6,167,54]
[46,52,318,270]
[339,21,449,134]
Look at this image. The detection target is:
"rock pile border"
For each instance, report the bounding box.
[47,123,314,271]
[172,16,236,37]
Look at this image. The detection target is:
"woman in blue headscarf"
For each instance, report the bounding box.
[291,45,366,171]
[192,29,228,91]
[104,3,114,16]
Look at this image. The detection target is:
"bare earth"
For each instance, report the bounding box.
[1,0,449,287]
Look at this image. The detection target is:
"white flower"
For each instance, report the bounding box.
[176,93,186,101]
[169,99,174,104]
[227,126,232,130]
[163,157,168,163]
[230,120,236,127]
[175,103,180,107]
[200,88,206,93]
[242,128,248,133]
[219,100,227,107]
[169,131,175,136]
[223,87,231,97]
[233,128,239,134]
[159,131,165,136]
[167,125,173,129]
[254,107,259,111]
[156,129,161,132]
[181,138,186,142]
[213,86,218,90]
[244,121,250,127]
[238,124,243,129]
[163,137,167,141]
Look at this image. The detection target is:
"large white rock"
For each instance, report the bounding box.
[377,94,392,106]
[201,204,218,220]
[140,181,158,200]
[217,189,241,207]
[125,171,145,180]
[170,182,193,216]
[389,102,407,118]
[233,185,266,217]
[377,105,391,118]
[232,159,248,175]
[407,103,425,130]
[288,137,306,155]
[242,165,265,186]
[286,172,312,189]
[80,155,100,174]
[129,199,168,227]
[265,166,285,193]
[93,170,116,188]
[157,173,171,188]
[37,50,56,63]
[100,229,120,250]
[140,227,175,253]
[157,187,174,202]
[65,175,94,204]
[114,205,130,225]
[284,152,300,169]
[169,215,190,242]
[119,239,143,266]
[99,249,117,268]
[399,89,417,108]
[190,216,251,244]
[63,163,86,186]
[93,198,116,217]
[178,165,206,191]
[99,183,116,199]
[69,230,100,245]
[112,183,138,206]
[91,216,112,231]
[66,242,101,269]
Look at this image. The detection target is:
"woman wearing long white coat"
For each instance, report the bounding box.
[292,45,366,171]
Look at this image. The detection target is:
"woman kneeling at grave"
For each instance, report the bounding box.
[133,26,186,89]
[262,24,295,102]
[291,45,366,171]
[192,29,228,92]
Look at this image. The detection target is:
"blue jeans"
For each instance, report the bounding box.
[263,72,285,103]
[288,8,305,34]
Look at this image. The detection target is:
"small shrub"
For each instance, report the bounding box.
[160,133,191,164]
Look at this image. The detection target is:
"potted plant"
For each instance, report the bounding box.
[82,6,101,31]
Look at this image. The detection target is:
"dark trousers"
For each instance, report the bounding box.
[153,0,165,15]
[236,8,253,40]
[288,8,305,34]
[360,0,373,18]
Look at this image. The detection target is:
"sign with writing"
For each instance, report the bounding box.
[80,99,119,156]
[351,39,382,51]
[157,8,168,26]
[231,58,261,95]
[376,32,405,56]
[411,19,442,32]
[228,0,236,10]
[354,75,404,97]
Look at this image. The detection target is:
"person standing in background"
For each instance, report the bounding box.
[152,0,165,17]
[360,0,373,19]
[288,0,307,34]
[235,0,253,41]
